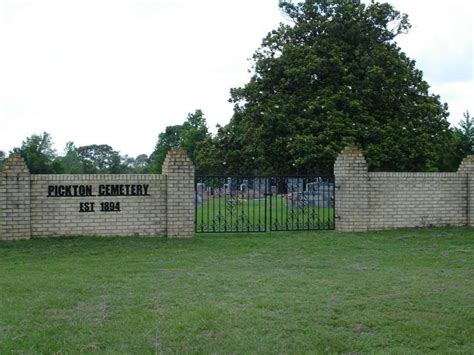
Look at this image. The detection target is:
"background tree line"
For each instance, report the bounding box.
[1,109,471,175]
[1,0,472,175]
[0,133,149,174]
[0,109,210,174]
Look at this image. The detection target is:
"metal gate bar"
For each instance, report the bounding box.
[269,176,335,231]
[195,175,334,233]
[195,176,268,233]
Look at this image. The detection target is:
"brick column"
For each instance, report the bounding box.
[162,148,195,238]
[334,146,369,232]
[458,155,474,227]
[0,155,31,240]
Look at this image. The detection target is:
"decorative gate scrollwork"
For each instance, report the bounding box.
[195,176,334,233]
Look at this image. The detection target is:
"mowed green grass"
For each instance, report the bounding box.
[0,228,473,353]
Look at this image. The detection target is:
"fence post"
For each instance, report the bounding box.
[162,148,195,238]
[334,146,369,232]
[458,155,474,227]
[0,155,31,241]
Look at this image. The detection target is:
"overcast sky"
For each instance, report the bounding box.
[0,0,472,157]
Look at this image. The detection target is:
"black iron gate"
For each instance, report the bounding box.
[195,176,335,233]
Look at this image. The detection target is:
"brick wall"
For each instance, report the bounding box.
[0,148,195,240]
[367,172,466,229]
[30,174,166,237]
[334,146,369,231]
[162,148,195,238]
[0,156,31,240]
[335,146,473,231]
[2,145,473,238]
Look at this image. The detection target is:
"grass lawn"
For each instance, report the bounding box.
[0,228,473,353]
[196,195,334,232]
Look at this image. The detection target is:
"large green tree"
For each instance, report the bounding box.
[55,142,85,174]
[150,110,210,173]
[222,0,452,174]
[11,132,61,173]
[76,144,122,173]
[150,125,183,173]
[133,154,149,171]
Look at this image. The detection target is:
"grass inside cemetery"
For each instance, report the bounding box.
[196,195,334,232]
[1,228,473,353]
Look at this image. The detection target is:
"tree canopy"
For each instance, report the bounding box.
[212,0,453,174]
[7,133,148,174]
[11,132,60,174]
[458,111,473,152]
[150,110,210,173]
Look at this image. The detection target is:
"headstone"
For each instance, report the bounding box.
[306,182,317,192]
[287,181,335,208]
[197,183,205,194]
[287,178,304,193]
[196,183,205,206]
[223,183,230,194]
[254,178,267,192]
[271,185,277,195]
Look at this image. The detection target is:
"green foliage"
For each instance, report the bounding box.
[150,110,210,173]
[194,134,225,174]
[458,111,473,153]
[181,110,210,165]
[58,143,133,174]
[132,154,149,173]
[433,111,473,171]
[76,144,118,173]
[56,142,85,174]
[11,132,59,173]
[217,0,452,174]
[9,134,149,174]
[150,125,183,173]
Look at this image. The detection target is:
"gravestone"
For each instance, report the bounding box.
[306,182,317,192]
[287,178,304,193]
[240,179,249,194]
[223,183,230,194]
[196,183,205,207]
[287,182,335,209]
[253,178,267,193]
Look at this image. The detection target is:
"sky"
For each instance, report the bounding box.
[0,0,472,158]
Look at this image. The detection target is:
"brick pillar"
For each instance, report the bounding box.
[0,155,31,240]
[334,146,369,232]
[458,155,474,227]
[162,148,195,238]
